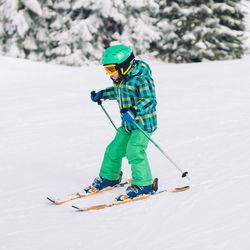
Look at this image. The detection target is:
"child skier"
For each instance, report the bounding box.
[90,44,158,199]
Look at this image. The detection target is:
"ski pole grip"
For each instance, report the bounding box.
[91,91,102,105]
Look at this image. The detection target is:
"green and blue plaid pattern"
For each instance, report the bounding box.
[102,60,157,133]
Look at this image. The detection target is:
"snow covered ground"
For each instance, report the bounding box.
[1,55,250,250]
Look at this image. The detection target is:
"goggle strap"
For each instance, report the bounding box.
[117,53,135,69]
[121,64,132,75]
[117,52,135,75]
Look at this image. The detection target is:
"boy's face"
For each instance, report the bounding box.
[103,64,120,81]
[111,71,120,81]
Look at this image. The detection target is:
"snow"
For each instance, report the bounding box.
[1,55,250,250]
[22,0,42,16]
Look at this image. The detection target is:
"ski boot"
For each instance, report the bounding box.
[84,172,123,193]
[117,178,158,201]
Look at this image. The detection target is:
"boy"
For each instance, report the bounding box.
[90,44,157,199]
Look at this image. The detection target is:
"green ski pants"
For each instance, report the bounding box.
[99,127,153,186]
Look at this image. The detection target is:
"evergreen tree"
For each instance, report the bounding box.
[0,0,247,65]
[70,0,127,64]
[119,0,160,56]
[41,0,74,65]
[70,0,160,63]
[211,0,246,60]
[153,0,246,63]
[0,0,27,58]
[0,0,49,60]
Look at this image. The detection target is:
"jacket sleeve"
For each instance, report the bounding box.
[135,78,157,116]
[101,87,117,100]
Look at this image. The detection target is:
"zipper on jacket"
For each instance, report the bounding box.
[118,81,131,133]
[118,84,122,109]
[137,116,144,125]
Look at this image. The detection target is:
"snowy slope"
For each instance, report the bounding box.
[1,55,250,250]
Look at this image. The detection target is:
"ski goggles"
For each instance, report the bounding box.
[103,64,118,76]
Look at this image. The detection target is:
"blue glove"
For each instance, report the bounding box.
[91,90,103,103]
[121,107,137,122]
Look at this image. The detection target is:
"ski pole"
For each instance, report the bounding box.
[99,102,118,132]
[91,91,118,132]
[133,121,189,180]
[94,99,189,180]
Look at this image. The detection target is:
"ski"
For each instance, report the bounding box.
[47,178,131,205]
[72,185,190,212]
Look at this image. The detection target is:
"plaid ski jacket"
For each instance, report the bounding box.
[102,60,157,133]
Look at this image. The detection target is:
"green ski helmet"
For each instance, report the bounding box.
[102,44,135,75]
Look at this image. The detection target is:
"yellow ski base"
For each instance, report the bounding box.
[73,195,150,211]
[47,186,114,205]
[168,186,190,193]
[47,179,132,205]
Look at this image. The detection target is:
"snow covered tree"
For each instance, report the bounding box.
[0,0,28,58]
[0,0,162,65]
[40,0,75,65]
[0,0,48,60]
[0,0,247,65]
[69,0,126,64]
[152,0,246,63]
[211,0,246,60]
[118,0,160,56]
[70,0,160,64]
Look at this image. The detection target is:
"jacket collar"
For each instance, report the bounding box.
[113,60,137,84]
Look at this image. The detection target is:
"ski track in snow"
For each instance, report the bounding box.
[0,55,250,250]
